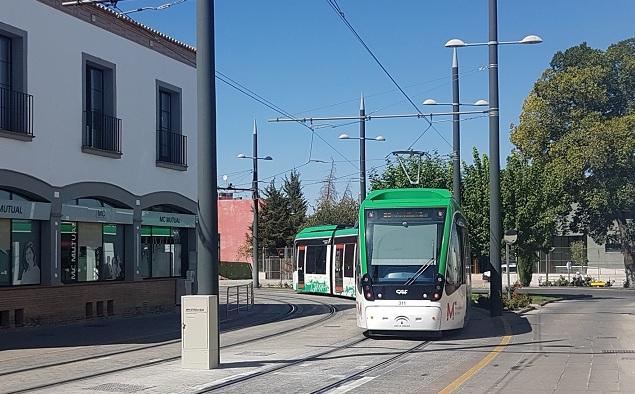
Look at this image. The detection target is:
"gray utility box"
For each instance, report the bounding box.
[181,295,219,369]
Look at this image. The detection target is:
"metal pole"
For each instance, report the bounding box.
[451,48,461,206]
[196,0,218,297]
[506,243,510,299]
[488,0,503,317]
[252,120,260,288]
[359,94,366,201]
[545,252,551,282]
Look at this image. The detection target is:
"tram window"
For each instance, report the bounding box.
[306,245,327,274]
[456,225,466,284]
[446,226,461,287]
[297,247,305,269]
[344,243,355,277]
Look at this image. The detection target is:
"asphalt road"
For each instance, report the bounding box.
[2,288,635,393]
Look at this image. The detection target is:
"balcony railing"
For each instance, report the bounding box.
[156,129,187,167]
[83,110,122,154]
[0,87,33,136]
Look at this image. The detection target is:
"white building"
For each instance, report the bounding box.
[0,0,197,327]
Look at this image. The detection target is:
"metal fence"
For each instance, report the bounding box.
[261,247,294,286]
[224,282,254,318]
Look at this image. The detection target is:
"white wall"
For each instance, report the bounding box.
[0,1,197,200]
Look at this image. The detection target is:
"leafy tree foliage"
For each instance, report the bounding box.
[501,150,566,285]
[283,170,307,245]
[511,38,635,285]
[461,148,490,265]
[369,151,451,190]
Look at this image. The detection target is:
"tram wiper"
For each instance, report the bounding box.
[403,257,435,286]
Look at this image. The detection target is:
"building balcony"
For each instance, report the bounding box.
[0,87,34,141]
[156,129,187,170]
[82,110,122,158]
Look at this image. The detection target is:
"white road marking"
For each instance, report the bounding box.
[327,376,376,394]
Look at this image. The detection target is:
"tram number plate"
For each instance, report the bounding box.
[398,301,407,306]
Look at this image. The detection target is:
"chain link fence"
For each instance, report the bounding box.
[261,247,294,287]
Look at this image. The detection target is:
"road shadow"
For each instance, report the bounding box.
[0,299,354,352]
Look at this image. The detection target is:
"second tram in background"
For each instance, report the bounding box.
[293,225,357,298]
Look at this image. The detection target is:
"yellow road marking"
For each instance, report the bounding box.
[438,321,512,394]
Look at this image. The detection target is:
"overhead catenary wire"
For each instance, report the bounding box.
[325,0,452,148]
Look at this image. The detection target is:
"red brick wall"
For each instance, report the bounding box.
[0,279,176,328]
[218,199,254,263]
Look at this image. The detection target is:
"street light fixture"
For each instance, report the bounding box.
[422,98,489,106]
[236,121,273,289]
[446,0,542,317]
[338,133,386,142]
[444,34,543,47]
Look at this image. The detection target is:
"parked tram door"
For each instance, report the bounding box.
[334,244,344,293]
[297,245,306,289]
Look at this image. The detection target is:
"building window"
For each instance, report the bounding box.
[61,221,124,283]
[140,226,185,278]
[82,53,121,155]
[0,22,32,138]
[605,243,621,253]
[156,80,186,168]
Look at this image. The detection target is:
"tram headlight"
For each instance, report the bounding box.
[432,292,441,301]
[361,274,374,301]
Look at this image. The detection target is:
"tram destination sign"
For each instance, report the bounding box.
[141,211,196,228]
[0,199,51,220]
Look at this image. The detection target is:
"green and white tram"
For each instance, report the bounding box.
[357,188,472,333]
[293,225,357,298]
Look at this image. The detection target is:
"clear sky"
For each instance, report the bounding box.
[125,0,635,206]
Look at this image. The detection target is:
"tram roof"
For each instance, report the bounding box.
[295,225,357,240]
[362,188,454,208]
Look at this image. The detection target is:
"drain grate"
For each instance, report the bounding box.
[234,351,275,356]
[86,383,150,393]
[602,350,635,354]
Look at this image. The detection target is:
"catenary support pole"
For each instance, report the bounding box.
[196,0,218,297]
[488,0,503,317]
[451,48,461,206]
[252,120,260,288]
[359,94,366,201]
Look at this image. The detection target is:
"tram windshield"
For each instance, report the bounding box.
[365,208,445,284]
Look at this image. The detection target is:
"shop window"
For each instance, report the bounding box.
[61,221,124,283]
[0,218,41,286]
[140,226,186,278]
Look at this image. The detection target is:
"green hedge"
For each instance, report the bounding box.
[220,261,252,279]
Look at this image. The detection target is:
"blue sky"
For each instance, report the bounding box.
[126,0,635,206]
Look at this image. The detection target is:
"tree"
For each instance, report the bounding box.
[570,240,588,266]
[283,170,307,245]
[461,148,490,267]
[245,180,290,258]
[501,150,565,286]
[305,164,359,227]
[511,38,635,285]
[369,151,451,190]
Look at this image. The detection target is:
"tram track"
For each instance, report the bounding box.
[4,293,343,394]
[309,340,431,394]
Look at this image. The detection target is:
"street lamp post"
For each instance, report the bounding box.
[360,95,366,201]
[237,122,273,289]
[445,2,542,316]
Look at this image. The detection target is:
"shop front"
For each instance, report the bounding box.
[140,210,196,279]
[0,193,51,287]
[60,200,132,283]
